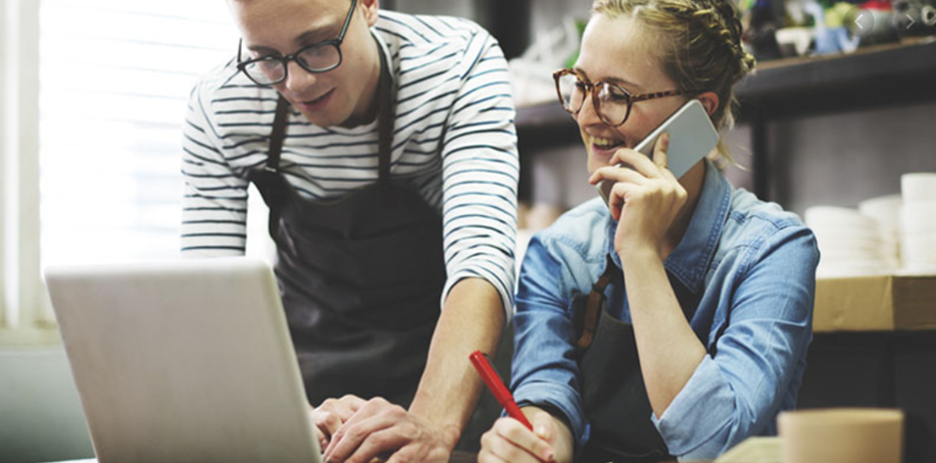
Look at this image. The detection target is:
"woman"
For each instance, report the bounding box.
[479,1,820,462]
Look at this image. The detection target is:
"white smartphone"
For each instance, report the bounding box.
[596,99,720,206]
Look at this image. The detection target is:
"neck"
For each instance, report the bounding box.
[661,159,707,260]
[340,36,382,128]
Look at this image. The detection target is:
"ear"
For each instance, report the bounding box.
[360,0,380,28]
[696,91,720,117]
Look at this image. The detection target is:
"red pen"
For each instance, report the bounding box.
[470,350,533,431]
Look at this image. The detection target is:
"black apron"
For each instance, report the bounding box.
[246,41,446,407]
[571,257,674,463]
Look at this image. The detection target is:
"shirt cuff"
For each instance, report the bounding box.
[516,400,574,436]
[442,269,514,323]
[651,355,734,457]
[513,380,588,452]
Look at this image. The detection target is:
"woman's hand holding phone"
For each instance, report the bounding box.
[588,133,688,261]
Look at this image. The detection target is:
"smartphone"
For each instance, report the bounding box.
[596,99,720,206]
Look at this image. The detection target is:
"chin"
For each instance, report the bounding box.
[292,90,353,127]
[297,109,343,128]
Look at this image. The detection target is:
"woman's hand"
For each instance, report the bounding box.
[588,134,687,260]
[478,408,573,463]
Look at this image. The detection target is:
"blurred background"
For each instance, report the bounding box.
[1,0,935,462]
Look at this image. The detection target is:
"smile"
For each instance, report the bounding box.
[296,89,336,113]
[590,136,626,152]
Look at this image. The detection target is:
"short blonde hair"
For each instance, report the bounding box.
[592,0,756,163]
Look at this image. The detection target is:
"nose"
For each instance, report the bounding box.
[576,92,604,129]
[283,60,317,95]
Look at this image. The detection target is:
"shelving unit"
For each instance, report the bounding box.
[515,37,936,200]
[739,37,936,200]
[736,37,936,109]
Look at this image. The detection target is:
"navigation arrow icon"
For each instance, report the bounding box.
[849,7,875,37]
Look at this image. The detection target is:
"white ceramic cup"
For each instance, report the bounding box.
[902,173,936,203]
[900,202,936,235]
[902,233,936,266]
[779,409,904,463]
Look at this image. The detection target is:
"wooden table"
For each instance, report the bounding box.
[53,453,482,463]
[449,453,689,463]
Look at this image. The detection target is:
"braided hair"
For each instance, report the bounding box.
[592,0,756,162]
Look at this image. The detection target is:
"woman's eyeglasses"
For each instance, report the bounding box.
[553,68,699,127]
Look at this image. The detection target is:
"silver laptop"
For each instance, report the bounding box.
[44,258,322,463]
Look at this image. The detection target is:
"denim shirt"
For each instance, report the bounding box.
[511,161,820,461]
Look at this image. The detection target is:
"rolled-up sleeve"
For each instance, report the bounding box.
[511,234,589,450]
[440,32,519,320]
[651,225,819,460]
[180,82,250,257]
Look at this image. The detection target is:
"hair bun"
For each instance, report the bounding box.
[591,0,757,149]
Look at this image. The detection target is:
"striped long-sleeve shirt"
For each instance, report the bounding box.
[181,11,518,317]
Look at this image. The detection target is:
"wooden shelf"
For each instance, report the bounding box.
[516,37,936,132]
[515,101,573,132]
[736,37,936,112]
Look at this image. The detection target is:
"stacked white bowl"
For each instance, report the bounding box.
[900,173,936,273]
[805,206,895,278]
[859,194,903,269]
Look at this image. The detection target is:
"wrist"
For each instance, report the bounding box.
[409,408,461,450]
[437,423,461,451]
[520,405,574,463]
[618,243,664,269]
[518,402,573,437]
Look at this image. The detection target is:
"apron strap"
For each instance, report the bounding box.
[376,39,394,186]
[574,255,619,349]
[266,95,291,172]
[258,96,292,242]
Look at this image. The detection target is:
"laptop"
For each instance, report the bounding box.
[44,258,322,463]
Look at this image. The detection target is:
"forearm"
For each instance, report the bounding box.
[622,249,706,419]
[409,277,506,444]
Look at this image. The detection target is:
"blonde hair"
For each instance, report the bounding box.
[592,0,756,164]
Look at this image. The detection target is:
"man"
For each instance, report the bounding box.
[180,0,518,461]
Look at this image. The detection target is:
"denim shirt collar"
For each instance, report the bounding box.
[607,160,732,293]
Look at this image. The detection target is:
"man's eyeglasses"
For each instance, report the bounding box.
[553,68,699,127]
[236,0,358,86]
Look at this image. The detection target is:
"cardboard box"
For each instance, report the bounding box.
[814,274,936,332]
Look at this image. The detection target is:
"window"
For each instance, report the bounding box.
[1,0,243,342]
[39,0,239,265]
